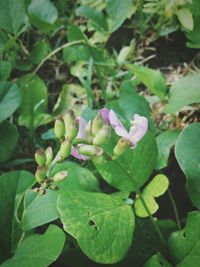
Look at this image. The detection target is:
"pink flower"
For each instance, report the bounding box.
[100,109,148,148]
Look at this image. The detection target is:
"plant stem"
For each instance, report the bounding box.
[32,40,84,75]
[136,189,166,247]
[167,189,181,230]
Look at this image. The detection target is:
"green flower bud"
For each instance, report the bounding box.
[63,109,75,129]
[45,146,53,166]
[35,166,47,184]
[85,120,93,142]
[53,170,68,182]
[79,145,103,157]
[54,117,65,139]
[92,114,104,136]
[93,125,111,146]
[65,119,79,141]
[113,138,131,159]
[35,149,46,166]
[92,155,106,164]
[60,138,72,159]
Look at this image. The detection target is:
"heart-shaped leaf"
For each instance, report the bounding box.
[0,171,35,263]
[0,225,65,267]
[168,211,200,266]
[57,190,135,264]
[175,123,200,209]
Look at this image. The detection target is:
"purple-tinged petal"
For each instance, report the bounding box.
[129,114,148,146]
[71,146,89,161]
[109,110,129,138]
[99,108,110,124]
[77,116,87,139]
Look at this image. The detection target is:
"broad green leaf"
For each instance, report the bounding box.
[156,129,180,170]
[143,254,172,267]
[76,6,108,32]
[175,123,200,209]
[21,161,99,231]
[168,211,200,266]
[95,132,157,192]
[0,82,21,123]
[134,175,169,217]
[118,80,153,130]
[17,74,51,129]
[176,8,194,31]
[127,64,167,100]
[0,121,18,163]
[28,0,58,32]
[0,0,25,34]
[53,84,88,116]
[165,72,200,113]
[57,190,135,264]
[52,161,100,192]
[0,61,12,81]
[21,189,59,231]
[0,225,65,267]
[29,41,50,65]
[0,171,35,263]
[106,0,136,32]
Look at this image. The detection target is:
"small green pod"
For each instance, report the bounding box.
[60,138,72,159]
[35,166,47,184]
[35,149,46,166]
[93,125,111,146]
[53,170,68,182]
[45,146,53,166]
[54,117,65,139]
[79,145,103,157]
[113,138,131,159]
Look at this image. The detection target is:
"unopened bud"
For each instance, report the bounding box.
[92,114,104,136]
[60,138,72,159]
[35,166,47,184]
[79,145,103,157]
[53,170,68,182]
[35,149,46,166]
[113,138,131,159]
[45,146,53,165]
[85,120,93,142]
[54,117,65,139]
[92,155,106,164]
[93,125,111,146]
[65,119,79,141]
[63,109,75,129]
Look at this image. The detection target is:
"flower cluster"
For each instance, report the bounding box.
[34,108,148,193]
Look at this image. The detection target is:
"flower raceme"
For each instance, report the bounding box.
[71,108,148,160]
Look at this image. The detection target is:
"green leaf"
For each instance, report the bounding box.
[0,61,12,81]
[0,0,26,34]
[143,254,173,267]
[52,161,100,192]
[17,74,51,129]
[165,72,200,113]
[76,6,108,32]
[156,130,180,170]
[95,132,157,192]
[106,0,136,32]
[57,190,135,264]
[168,211,200,266]
[186,16,200,48]
[0,225,65,267]
[53,84,88,116]
[0,82,22,123]
[0,171,35,263]
[134,175,169,218]
[177,8,194,31]
[29,41,50,65]
[119,80,152,121]
[127,64,167,100]
[0,121,18,163]
[28,0,58,32]
[21,189,59,231]
[175,123,200,209]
